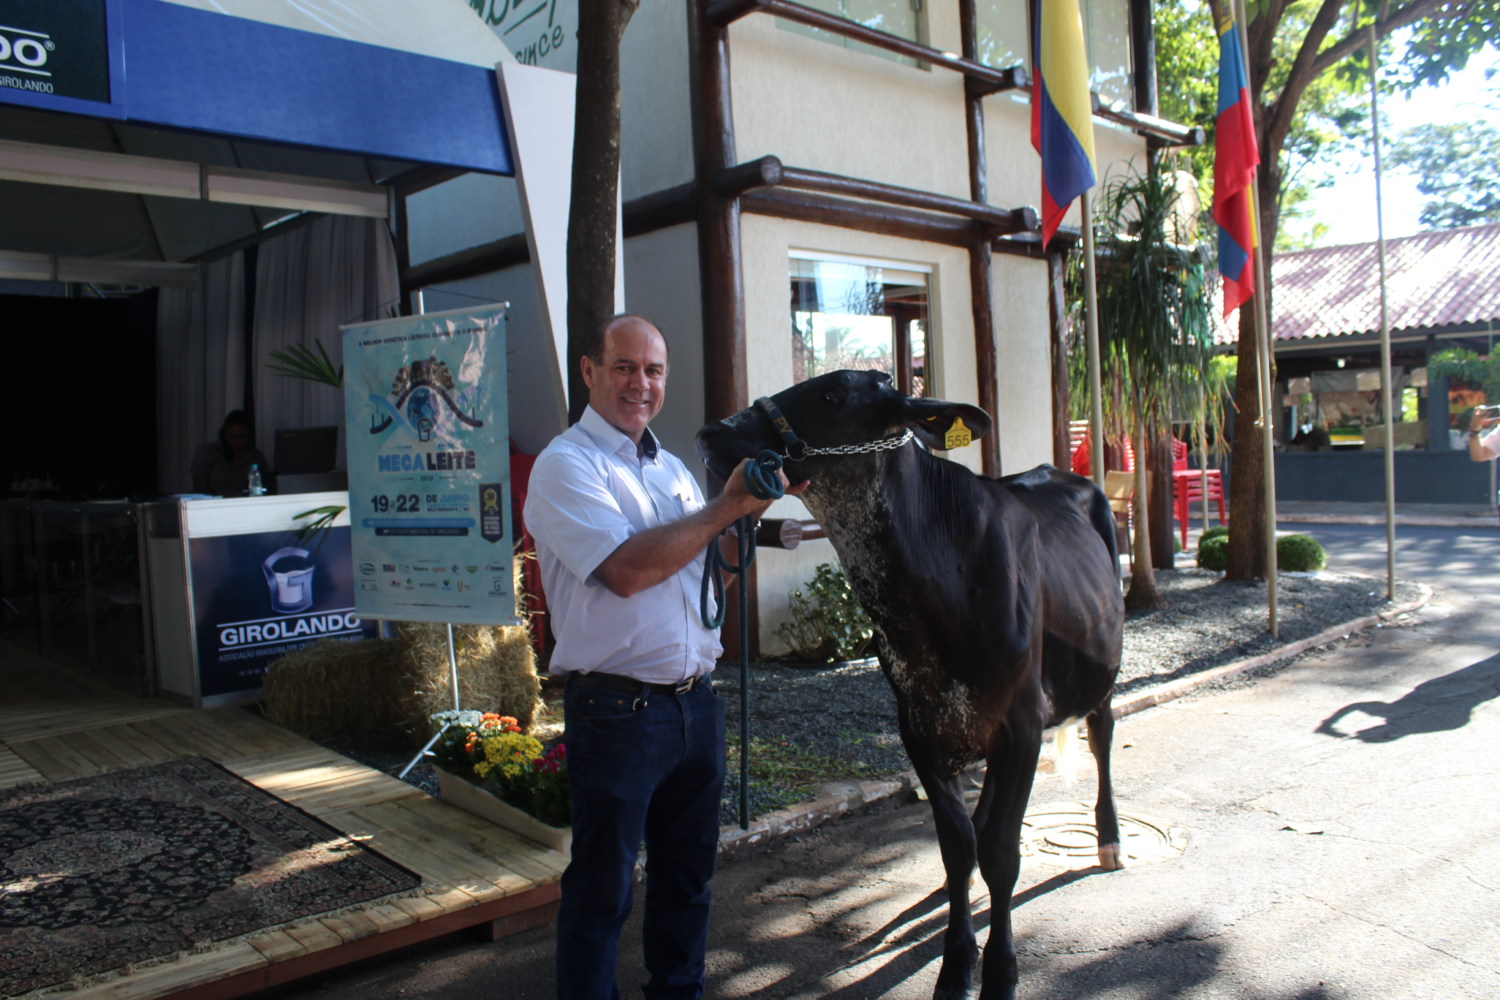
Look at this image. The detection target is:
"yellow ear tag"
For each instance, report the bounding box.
[944,417,973,450]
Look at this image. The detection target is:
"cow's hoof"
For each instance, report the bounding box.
[1098,842,1125,870]
[932,983,974,1000]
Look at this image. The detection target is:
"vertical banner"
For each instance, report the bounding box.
[341,305,515,625]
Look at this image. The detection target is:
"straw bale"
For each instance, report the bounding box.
[261,637,407,739]
[262,559,541,742]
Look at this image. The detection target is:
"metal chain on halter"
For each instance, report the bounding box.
[794,428,914,459]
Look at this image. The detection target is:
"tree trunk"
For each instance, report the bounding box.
[1125,422,1164,611]
[565,0,640,424]
[1148,431,1174,569]
[1224,166,1281,580]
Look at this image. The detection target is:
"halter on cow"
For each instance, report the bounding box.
[696,370,1126,1000]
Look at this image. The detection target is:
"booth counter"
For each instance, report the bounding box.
[142,492,374,707]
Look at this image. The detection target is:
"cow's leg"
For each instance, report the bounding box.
[915,762,980,1000]
[971,718,1043,1000]
[1085,692,1124,870]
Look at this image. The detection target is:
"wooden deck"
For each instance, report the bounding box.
[0,641,565,1000]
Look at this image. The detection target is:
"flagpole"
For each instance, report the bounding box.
[1233,0,1277,636]
[1368,22,1397,600]
[1082,189,1106,487]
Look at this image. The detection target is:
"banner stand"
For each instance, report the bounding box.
[398,621,462,779]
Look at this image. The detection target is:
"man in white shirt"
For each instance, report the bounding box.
[524,314,803,1000]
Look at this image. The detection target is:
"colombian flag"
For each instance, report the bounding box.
[1214,13,1260,316]
[1030,0,1097,248]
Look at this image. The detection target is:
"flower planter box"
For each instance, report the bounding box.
[438,769,572,856]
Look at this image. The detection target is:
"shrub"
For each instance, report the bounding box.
[1277,533,1328,572]
[1196,534,1229,572]
[774,563,875,662]
[1200,525,1229,543]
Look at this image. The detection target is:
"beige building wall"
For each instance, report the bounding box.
[727,15,970,201]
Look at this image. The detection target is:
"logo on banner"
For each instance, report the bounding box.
[365,357,483,442]
[480,483,504,543]
[262,547,315,613]
[0,1,110,103]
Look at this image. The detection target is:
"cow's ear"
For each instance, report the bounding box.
[901,397,993,450]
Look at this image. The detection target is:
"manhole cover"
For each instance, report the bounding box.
[1021,801,1185,867]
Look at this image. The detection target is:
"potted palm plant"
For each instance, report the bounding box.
[1070,162,1217,609]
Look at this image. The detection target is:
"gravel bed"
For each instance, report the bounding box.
[712,568,1423,823]
[316,568,1422,826]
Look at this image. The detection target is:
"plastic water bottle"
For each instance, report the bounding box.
[247,463,265,496]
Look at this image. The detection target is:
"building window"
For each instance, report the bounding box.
[779,0,925,67]
[790,253,930,397]
[975,0,1133,107]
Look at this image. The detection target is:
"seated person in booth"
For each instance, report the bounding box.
[1289,416,1332,452]
[191,410,272,495]
[1467,405,1500,461]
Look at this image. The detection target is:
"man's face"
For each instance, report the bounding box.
[581,318,668,443]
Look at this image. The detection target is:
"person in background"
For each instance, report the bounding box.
[1289,415,1332,452]
[191,410,272,495]
[524,314,805,1000]
[1466,405,1500,461]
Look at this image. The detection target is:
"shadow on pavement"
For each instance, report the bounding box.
[1315,653,1500,742]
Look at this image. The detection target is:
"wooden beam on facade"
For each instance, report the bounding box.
[775,165,1036,235]
[740,188,975,246]
[705,0,1026,97]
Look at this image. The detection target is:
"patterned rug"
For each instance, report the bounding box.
[0,756,421,996]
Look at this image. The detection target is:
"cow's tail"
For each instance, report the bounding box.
[1049,719,1081,786]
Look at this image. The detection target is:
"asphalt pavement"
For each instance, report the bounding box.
[257,519,1500,1000]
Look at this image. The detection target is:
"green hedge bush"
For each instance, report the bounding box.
[1277,533,1328,572]
[1194,531,1327,573]
[1196,534,1229,571]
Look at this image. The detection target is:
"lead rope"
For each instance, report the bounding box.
[699,448,784,829]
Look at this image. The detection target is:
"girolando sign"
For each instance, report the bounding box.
[188,525,374,698]
[341,305,515,626]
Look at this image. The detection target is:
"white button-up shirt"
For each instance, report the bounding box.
[523,405,721,683]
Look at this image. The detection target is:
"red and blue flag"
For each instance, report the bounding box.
[1030,0,1097,248]
[1214,13,1260,315]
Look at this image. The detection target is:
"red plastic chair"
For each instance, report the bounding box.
[1070,430,1135,477]
[1171,439,1226,547]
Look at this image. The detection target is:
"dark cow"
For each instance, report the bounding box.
[696,370,1124,1000]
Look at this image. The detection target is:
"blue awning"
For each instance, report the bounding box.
[0,0,513,175]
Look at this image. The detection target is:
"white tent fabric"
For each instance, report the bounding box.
[156,255,249,494]
[251,216,399,480]
[155,216,398,493]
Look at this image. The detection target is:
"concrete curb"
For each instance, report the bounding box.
[717,578,1435,854]
[1280,513,1494,528]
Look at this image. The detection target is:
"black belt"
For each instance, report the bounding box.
[569,671,706,696]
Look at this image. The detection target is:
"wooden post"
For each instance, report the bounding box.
[960,0,999,476]
[687,0,756,656]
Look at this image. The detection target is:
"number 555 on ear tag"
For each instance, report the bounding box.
[944,418,973,450]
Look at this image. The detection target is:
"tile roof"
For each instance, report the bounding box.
[1213,222,1500,345]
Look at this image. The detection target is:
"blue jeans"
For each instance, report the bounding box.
[555,675,725,1000]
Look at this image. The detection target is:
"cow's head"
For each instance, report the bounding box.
[695,370,992,480]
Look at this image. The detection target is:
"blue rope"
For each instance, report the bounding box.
[699,450,784,629]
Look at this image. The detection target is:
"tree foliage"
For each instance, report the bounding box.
[1387,118,1500,228]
